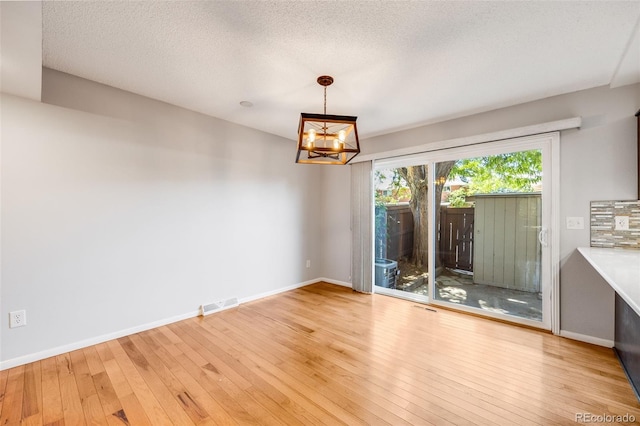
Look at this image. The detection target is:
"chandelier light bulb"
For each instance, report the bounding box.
[307,129,316,146]
[338,130,346,142]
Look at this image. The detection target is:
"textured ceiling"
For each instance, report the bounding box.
[42,1,640,140]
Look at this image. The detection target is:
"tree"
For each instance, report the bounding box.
[396,162,455,269]
[449,150,542,194]
[388,150,542,271]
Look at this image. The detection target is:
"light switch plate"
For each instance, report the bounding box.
[615,216,630,231]
[566,217,584,230]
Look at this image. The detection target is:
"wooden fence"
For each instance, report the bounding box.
[439,207,475,272]
[379,194,541,293]
[375,204,413,261]
[472,194,541,292]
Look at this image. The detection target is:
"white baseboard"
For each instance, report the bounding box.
[0,277,354,371]
[0,309,201,371]
[317,277,352,288]
[238,278,352,305]
[559,330,614,348]
[238,278,319,304]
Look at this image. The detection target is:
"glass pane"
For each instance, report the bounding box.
[374,165,429,298]
[434,150,543,321]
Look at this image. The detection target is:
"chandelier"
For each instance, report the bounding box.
[296,75,360,165]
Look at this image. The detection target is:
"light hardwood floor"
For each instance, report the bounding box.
[1,282,639,425]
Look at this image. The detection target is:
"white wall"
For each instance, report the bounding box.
[0,1,42,101]
[319,165,352,284]
[320,83,640,342]
[0,70,322,366]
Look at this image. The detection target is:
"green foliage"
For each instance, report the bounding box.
[376,150,542,208]
[448,150,542,194]
[447,188,470,207]
[375,170,411,204]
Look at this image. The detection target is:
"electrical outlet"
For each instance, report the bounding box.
[306,259,311,268]
[9,310,26,328]
[566,217,584,230]
[615,216,630,231]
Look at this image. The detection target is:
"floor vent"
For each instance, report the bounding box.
[412,305,438,312]
[200,298,239,316]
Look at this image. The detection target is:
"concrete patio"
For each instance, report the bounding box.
[392,262,542,321]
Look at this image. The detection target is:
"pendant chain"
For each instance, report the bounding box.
[323,86,327,115]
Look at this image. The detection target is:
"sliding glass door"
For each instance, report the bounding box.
[374,164,430,302]
[373,134,555,329]
[433,149,545,323]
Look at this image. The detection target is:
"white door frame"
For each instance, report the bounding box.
[373,132,560,332]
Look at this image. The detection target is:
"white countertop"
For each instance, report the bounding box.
[578,247,640,317]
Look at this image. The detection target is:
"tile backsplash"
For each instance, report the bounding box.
[590,200,640,249]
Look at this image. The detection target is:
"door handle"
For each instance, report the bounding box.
[538,228,548,247]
